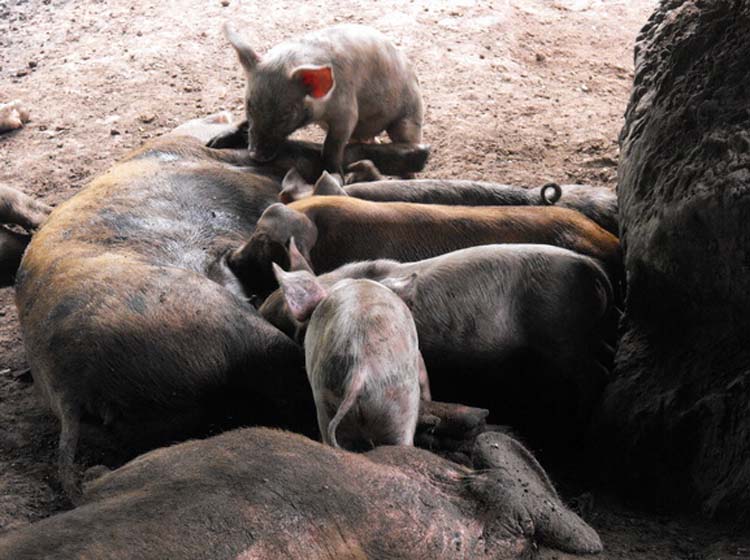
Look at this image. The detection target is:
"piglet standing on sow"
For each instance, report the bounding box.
[215,23,424,176]
[273,262,422,450]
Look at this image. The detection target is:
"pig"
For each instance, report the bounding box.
[281,167,619,235]
[227,195,622,300]
[0,185,51,286]
[213,23,424,175]
[261,243,616,446]
[14,113,427,499]
[273,264,421,450]
[0,428,603,559]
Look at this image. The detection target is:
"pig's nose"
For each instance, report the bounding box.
[249,147,279,163]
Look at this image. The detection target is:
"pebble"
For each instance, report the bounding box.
[110,128,121,136]
[221,0,230,5]
[535,52,546,62]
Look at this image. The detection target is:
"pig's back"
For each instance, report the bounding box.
[305,279,419,390]
[0,428,470,560]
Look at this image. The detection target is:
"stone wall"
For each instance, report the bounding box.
[600,0,750,519]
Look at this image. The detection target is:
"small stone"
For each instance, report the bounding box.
[581,84,590,92]
[221,0,230,5]
[110,128,120,136]
[15,68,28,77]
[139,114,156,124]
[28,60,37,68]
[535,52,546,62]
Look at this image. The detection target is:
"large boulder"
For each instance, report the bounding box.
[600,0,750,519]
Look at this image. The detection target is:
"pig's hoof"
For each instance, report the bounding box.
[203,111,233,125]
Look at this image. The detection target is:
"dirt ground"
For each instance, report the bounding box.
[1,0,749,557]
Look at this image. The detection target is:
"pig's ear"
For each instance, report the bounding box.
[290,65,335,100]
[224,22,260,74]
[346,159,384,183]
[287,237,314,274]
[380,272,418,306]
[313,171,347,197]
[273,263,327,322]
[279,168,313,203]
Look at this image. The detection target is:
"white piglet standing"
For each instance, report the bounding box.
[273,263,422,450]
[223,23,424,176]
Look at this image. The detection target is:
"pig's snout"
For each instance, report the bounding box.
[249,147,280,163]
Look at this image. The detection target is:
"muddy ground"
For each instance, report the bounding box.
[1,0,749,557]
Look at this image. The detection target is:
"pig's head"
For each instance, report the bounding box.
[228,203,318,300]
[467,432,603,556]
[260,239,318,340]
[225,24,335,163]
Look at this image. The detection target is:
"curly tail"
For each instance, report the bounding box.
[540,183,562,205]
[327,367,368,449]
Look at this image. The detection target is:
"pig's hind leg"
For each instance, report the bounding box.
[386,118,423,179]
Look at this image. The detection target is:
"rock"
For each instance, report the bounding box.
[0,100,30,133]
[597,0,750,522]
[110,128,120,136]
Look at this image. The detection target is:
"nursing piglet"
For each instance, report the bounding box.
[273,264,421,450]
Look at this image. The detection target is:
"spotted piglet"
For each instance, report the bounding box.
[272,262,421,451]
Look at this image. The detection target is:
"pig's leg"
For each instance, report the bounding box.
[385,118,423,179]
[0,185,52,230]
[418,353,432,401]
[315,397,333,446]
[0,227,31,287]
[58,404,82,501]
[322,117,357,176]
[205,119,250,149]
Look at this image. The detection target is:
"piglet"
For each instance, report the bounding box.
[273,262,422,450]
[220,23,424,176]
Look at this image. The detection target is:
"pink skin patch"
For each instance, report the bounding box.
[299,67,334,99]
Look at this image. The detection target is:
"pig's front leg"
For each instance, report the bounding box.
[0,227,31,287]
[206,120,249,149]
[0,185,51,230]
[322,114,357,176]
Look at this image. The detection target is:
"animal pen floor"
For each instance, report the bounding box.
[1,0,748,557]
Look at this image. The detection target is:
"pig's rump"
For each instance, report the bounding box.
[14,138,311,457]
[17,252,307,441]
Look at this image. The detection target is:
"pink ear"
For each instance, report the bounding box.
[288,237,314,273]
[272,263,326,322]
[292,66,334,99]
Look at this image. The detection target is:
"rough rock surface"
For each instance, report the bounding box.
[600,0,750,519]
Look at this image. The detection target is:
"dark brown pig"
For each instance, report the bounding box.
[0,428,603,559]
[262,243,615,447]
[228,195,622,299]
[14,114,427,499]
[274,265,421,450]
[0,185,51,286]
[280,167,619,234]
